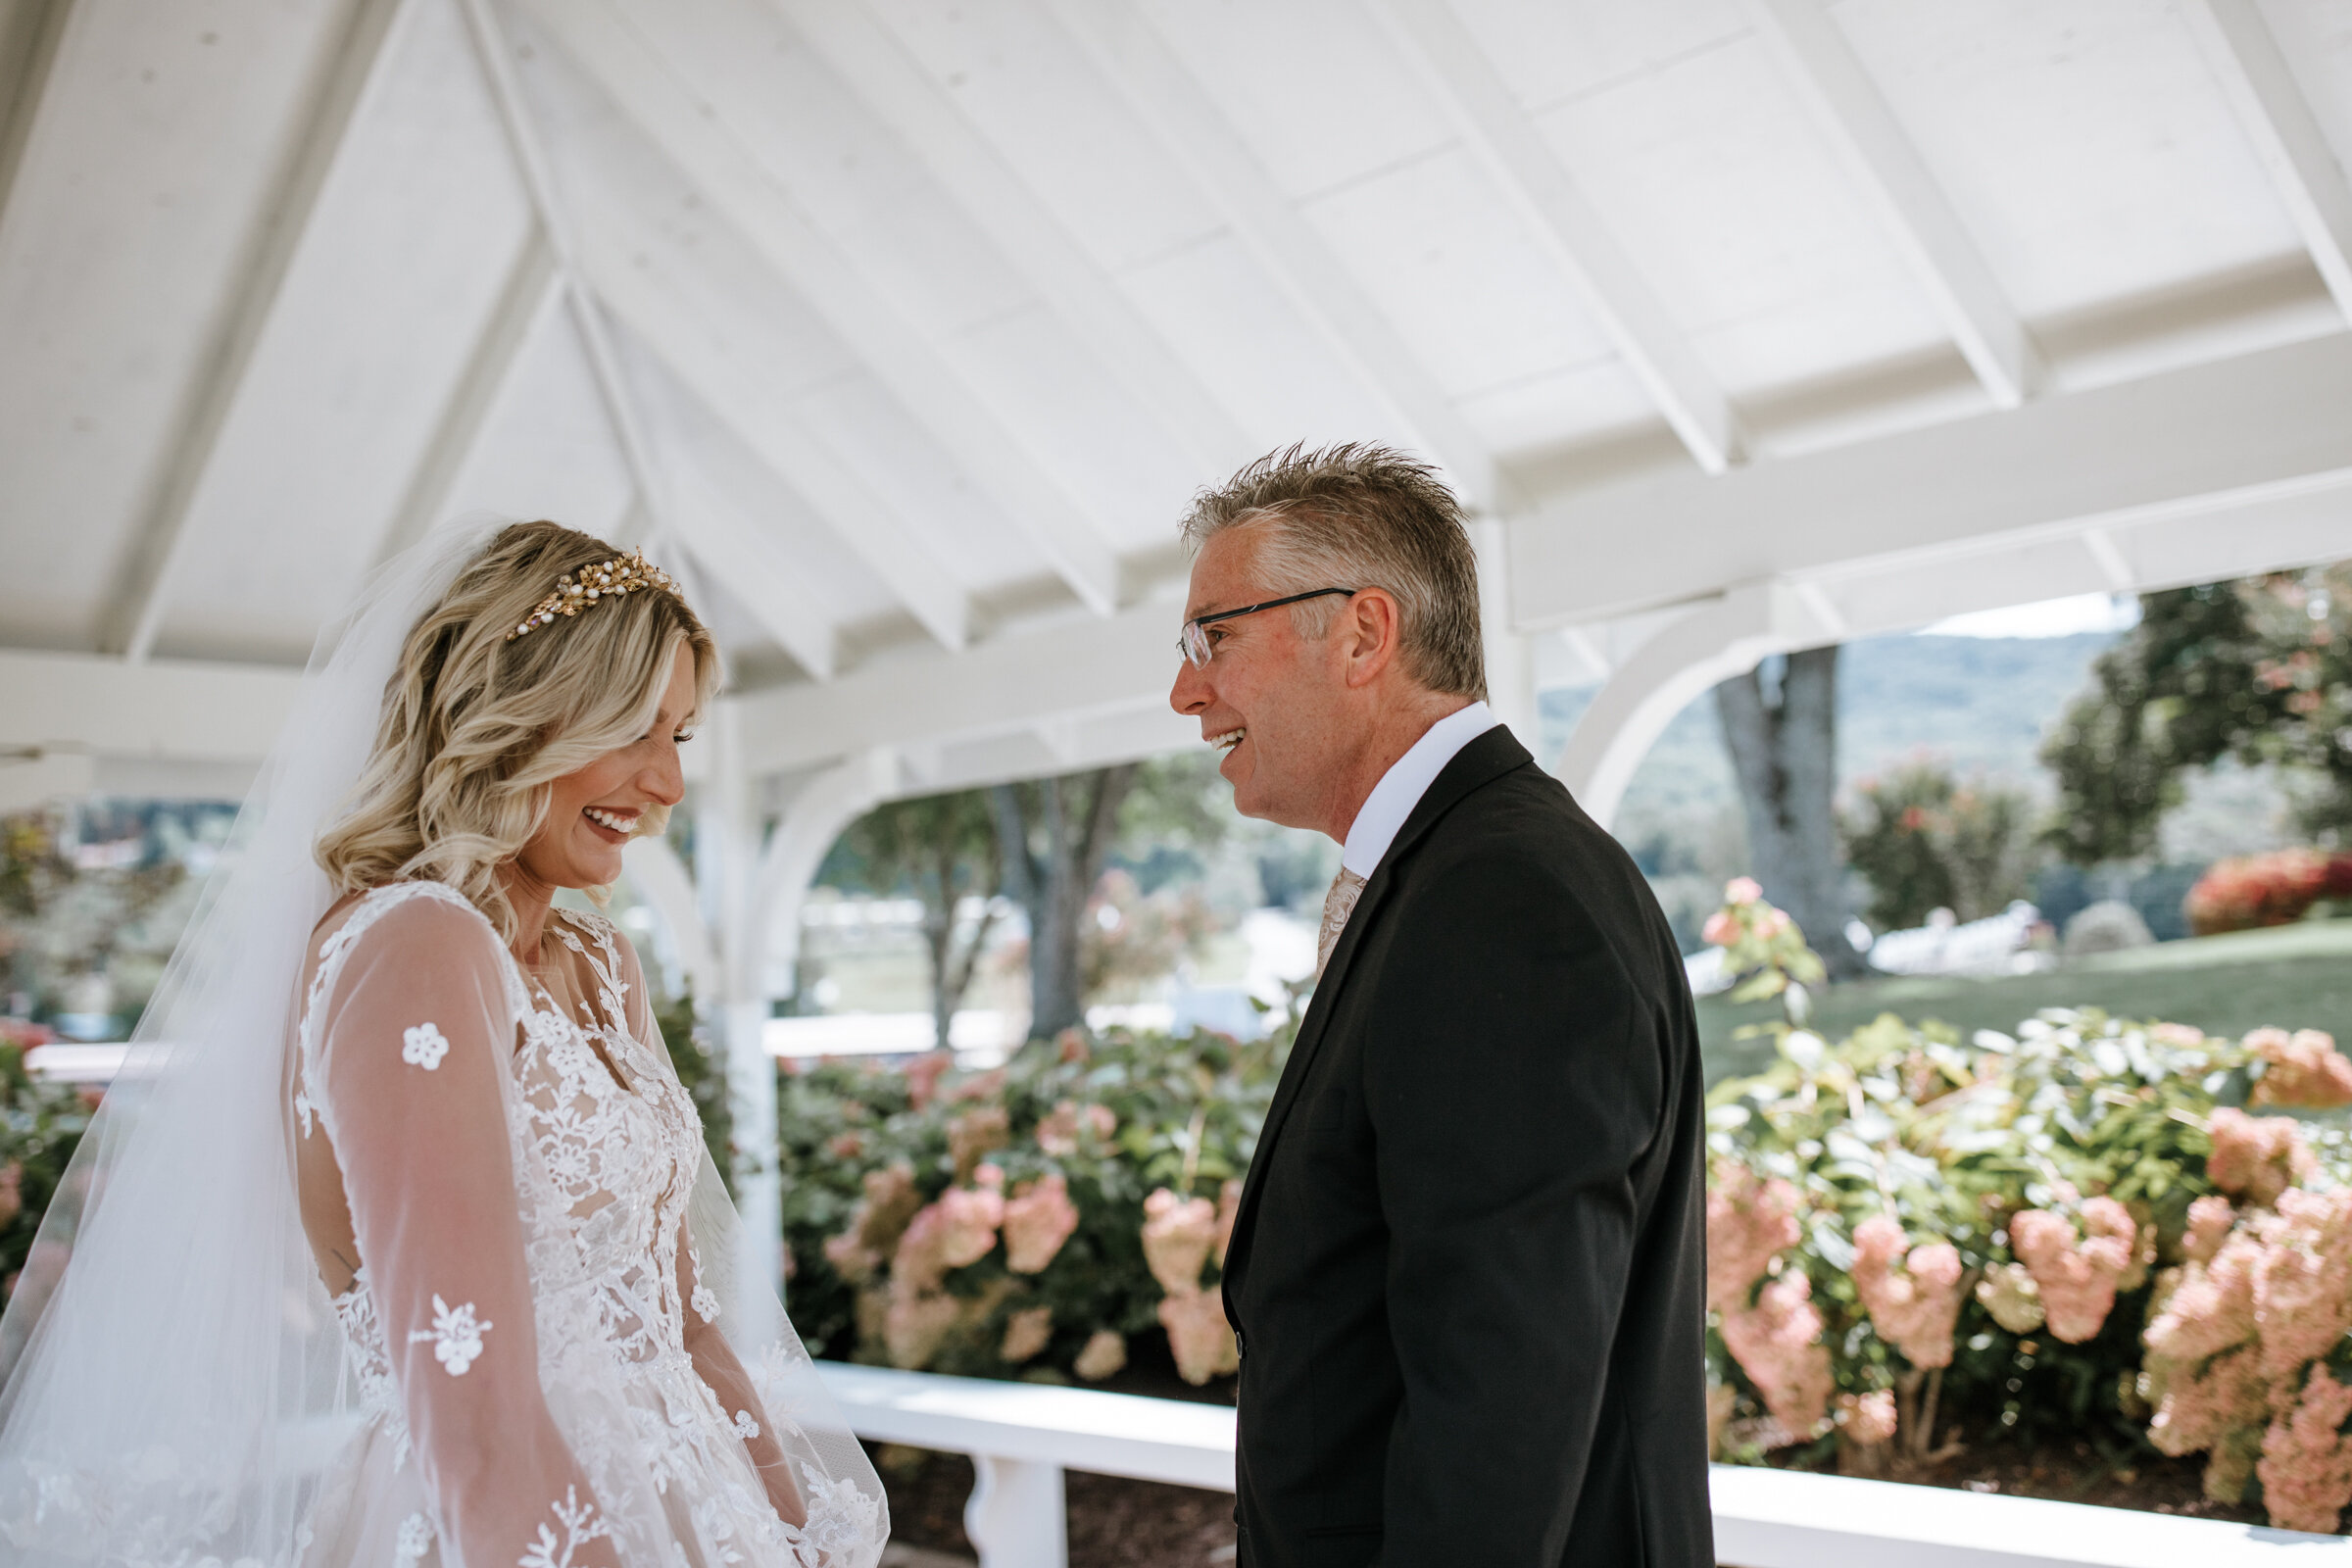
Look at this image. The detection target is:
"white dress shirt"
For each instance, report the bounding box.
[1339,701,1501,881]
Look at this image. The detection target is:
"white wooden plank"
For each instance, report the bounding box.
[1741,0,2041,409]
[1368,0,1741,474]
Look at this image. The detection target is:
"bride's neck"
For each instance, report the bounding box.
[498,862,559,965]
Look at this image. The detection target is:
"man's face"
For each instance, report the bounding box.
[1168,529,1348,828]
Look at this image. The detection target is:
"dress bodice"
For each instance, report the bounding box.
[297,888,721,1480]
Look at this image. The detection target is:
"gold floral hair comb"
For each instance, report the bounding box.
[507,549,679,641]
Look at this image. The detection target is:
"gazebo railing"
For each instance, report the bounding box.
[815,1362,2352,1568]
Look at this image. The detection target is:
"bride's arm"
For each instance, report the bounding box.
[675,1226,808,1528]
[315,894,618,1567]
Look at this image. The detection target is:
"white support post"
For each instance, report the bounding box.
[963,1454,1067,1568]
[1473,516,1538,744]
[698,699,784,1302]
[1552,583,1836,830]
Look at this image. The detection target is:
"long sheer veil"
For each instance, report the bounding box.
[0,523,884,1563]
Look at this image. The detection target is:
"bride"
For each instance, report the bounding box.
[0,521,888,1567]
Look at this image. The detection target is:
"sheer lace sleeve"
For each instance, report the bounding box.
[308,890,616,1568]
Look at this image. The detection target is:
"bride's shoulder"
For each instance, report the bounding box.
[307,880,497,972]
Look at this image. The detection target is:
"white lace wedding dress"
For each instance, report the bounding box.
[290,880,881,1568]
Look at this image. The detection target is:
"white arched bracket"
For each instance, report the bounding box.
[619,836,722,1009]
[719,747,896,1303]
[1553,582,1837,831]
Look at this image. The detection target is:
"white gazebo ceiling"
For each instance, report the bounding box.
[8,0,2352,804]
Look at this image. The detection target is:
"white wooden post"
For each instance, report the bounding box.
[964,1455,1068,1568]
[1473,515,1538,745]
[701,699,784,1301]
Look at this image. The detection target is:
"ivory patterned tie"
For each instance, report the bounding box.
[1316,866,1368,981]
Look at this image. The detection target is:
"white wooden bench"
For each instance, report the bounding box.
[813,1363,2352,1568]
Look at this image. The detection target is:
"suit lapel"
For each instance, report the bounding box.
[1227,726,1534,1271]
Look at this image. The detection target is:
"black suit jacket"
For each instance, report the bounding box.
[1220,726,1711,1568]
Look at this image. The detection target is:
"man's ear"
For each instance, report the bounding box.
[1341,590,1401,690]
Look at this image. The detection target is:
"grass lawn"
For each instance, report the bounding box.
[1698,918,2352,1085]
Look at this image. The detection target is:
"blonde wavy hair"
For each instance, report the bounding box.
[316,520,719,942]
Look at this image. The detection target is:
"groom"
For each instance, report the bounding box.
[1170,445,1712,1566]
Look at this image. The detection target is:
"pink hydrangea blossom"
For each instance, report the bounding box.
[2147,1343,2268,1460]
[1725,877,1762,906]
[1073,1328,1127,1382]
[1837,1389,1898,1448]
[2144,1234,2260,1366]
[2011,1199,2136,1344]
[1036,1099,1117,1156]
[2151,1022,2207,1049]
[1002,1174,1081,1274]
[1701,911,1739,948]
[2259,1366,2352,1533]
[948,1104,1010,1179]
[2249,1188,2352,1388]
[1975,1262,2044,1335]
[904,1052,953,1110]
[1719,1273,1833,1446]
[1213,1178,1243,1268]
[1851,1214,1965,1369]
[2206,1107,2315,1207]
[1157,1287,1240,1386]
[1707,1385,1738,1457]
[883,1288,961,1370]
[893,1182,1004,1295]
[2183,1195,2236,1264]
[1000,1304,1054,1364]
[1706,1164,1803,1312]
[822,1162,922,1284]
[2248,1027,2352,1109]
[1142,1188,1218,1296]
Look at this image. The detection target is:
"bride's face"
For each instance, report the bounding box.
[515,642,696,896]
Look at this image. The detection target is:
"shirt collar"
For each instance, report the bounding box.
[1339,701,1500,880]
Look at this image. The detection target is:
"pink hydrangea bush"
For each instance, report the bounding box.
[1142,1187,1219,1296]
[1719,1272,1834,1446]
[2009,1197,2137,1344]
[2206,1107,2316,1207]
[1157,1286,1241,1386]
[1705,1163,1803,1312]
[1851,1214,1965,1369]
[1001,1173,1080,1274]
[2259,1367,2352,1534]
[2246,1028,2352,1110]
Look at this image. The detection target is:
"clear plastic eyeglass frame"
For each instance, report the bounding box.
[1176,586,1358,666]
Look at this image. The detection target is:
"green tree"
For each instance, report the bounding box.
[2041,571,2347,864]
[1839,761,2040,930]
[833,792,1004,1050]
[992,765,1138,1041]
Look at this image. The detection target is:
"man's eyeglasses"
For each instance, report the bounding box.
[1176,587,1358,667]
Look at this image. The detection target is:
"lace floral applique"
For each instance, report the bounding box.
[407,1295,492,1376]
[689,1243,720,1324]
[402,1021,450,1070]
[293,1082,315,1138]
[518,1487,612,1568]
[731,1408,759,1442]
[394,1511,434,1564]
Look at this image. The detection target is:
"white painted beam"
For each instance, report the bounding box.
[787,0,1253,476]
[573,200,971,653]
[372,224,562,569]
[0,0,73,233]
[1741,0,2040,408]
[657,444,841,680]
[109,0,416,660]
[0,650,300,762]
[2180,0,2352,325]
[1368,0,1740,474]
[1509,332,2352,630]
[456,0,676,561]
[1046,0,1506,512]
[733,598,1183,779]
[524,0,1122,616]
